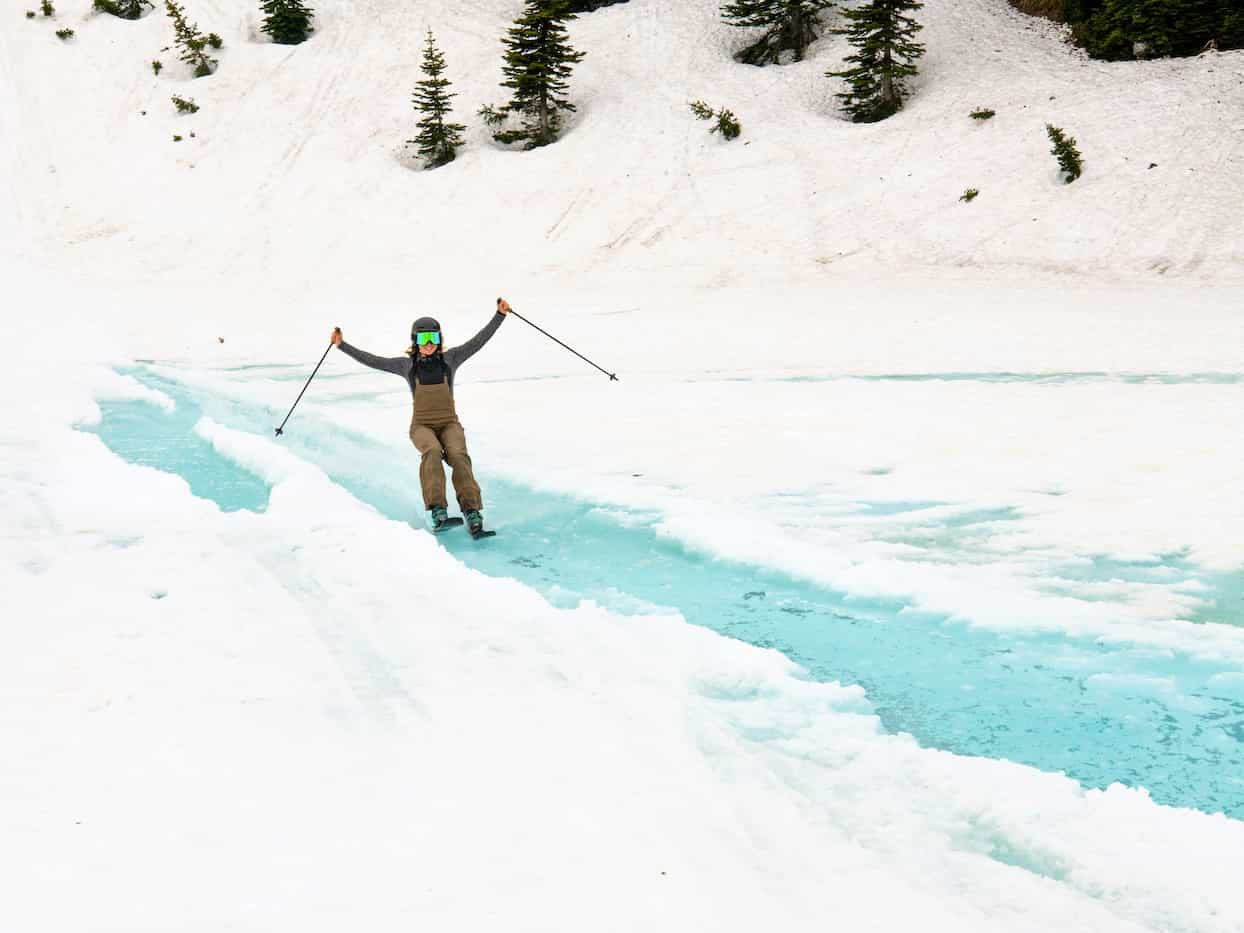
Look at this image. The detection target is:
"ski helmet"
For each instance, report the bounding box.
[411,316,441,339]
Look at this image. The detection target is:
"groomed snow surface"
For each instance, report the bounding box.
[3,0,1244,929]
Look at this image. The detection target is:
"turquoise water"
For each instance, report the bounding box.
[86,390,270,513]
[83,368,1244,818]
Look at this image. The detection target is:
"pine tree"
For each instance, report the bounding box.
[408,30,466,169]
[260,0,314,45]
[482,0,586,149]
[93,0,152,20]
[165,0,217,77]
[1223,9,1244,48]
[721,0,835,65]
[1068,0,1238,58]
[828,0,925,123]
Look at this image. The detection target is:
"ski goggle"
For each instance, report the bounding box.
[414,331,441,346]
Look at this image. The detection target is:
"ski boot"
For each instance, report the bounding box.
[464,509,495,539]
[429,505,463,533]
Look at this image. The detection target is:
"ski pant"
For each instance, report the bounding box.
[409,420,483,512]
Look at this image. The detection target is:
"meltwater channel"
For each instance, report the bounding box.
[84,367,1244,819]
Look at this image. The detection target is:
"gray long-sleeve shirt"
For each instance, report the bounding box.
[337,312,505,393]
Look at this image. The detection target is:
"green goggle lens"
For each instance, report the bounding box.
[415,331,441,346]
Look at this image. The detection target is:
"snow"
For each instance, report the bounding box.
[3,0,1244,929]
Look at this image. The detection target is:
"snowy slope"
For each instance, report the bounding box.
[2,0,1243,301]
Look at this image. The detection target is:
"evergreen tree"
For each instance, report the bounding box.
[1057,0,1240,57]
[828,0,925,123]
[1223,9,1244,48]
[565,0,627,9]
[93,0,151,20]
[482,0,586,149]
[260,0,314,45]
[408,30,466,169]
[165,0,217,77]
[721,0,835,65]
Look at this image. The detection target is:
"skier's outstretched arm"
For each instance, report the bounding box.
[445,298,511,369]
[331,328,409,377]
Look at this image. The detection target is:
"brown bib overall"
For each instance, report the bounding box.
[408,378,483,512]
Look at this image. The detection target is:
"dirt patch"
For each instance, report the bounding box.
[1008,0,1065,20]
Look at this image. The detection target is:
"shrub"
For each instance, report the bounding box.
[41,0,54,16]
[970,108,996,120]
[959,188,980,202]
[171,94,199,113]
[152,59,163,74]
[55,26,74,38]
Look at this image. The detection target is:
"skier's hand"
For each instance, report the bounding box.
[497,298,511,315]
[331,327,342,346]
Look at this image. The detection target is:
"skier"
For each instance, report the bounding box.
[330,298,511,536]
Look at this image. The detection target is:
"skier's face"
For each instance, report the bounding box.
[418,342,438,357]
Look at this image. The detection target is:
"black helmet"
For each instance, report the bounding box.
[411,316,441,339]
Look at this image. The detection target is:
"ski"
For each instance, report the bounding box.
[468,525,497,540]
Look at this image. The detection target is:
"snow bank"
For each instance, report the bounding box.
[3,366,1244,932]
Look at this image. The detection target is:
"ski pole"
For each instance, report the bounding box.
[274,330,337,436]
[506,302,619,381]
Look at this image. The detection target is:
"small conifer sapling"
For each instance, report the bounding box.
[55,26,74,38]
[689,100,741,141]
[41,0,54,16]
[1045,124,1083,183]
[715,109,742,140]
[165,0,218,77]
[970,108,995,120]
